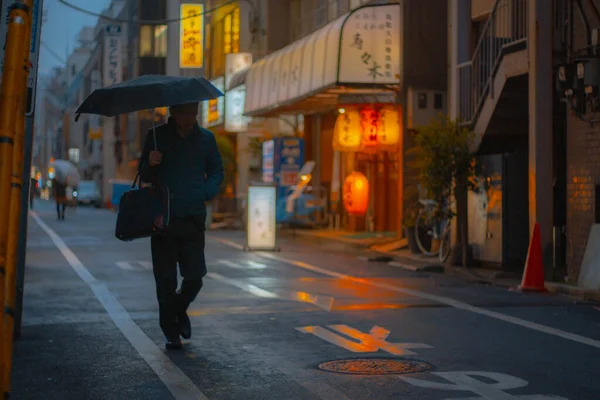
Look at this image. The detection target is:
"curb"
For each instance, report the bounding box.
[388,261,445,273]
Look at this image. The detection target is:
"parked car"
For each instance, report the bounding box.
[74,180,102,208]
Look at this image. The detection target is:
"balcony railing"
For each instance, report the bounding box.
[457,0,528,126]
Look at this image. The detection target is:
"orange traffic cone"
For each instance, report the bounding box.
[519,223,546,292]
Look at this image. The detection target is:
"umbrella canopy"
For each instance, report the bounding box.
[74,75,224,121]
[50,160,81,187]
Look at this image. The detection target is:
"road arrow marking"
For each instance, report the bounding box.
[399,371,569,399]
[296,324,433,356]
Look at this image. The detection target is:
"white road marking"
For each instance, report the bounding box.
[217,259,266,270]
[400,371,568,399]
[213,238,600,350]
[296,324,432,356]
[207,272,278,298]
[116,261,136,271]
[116,261,152,271]
[31,212,208,400]
[207,272,335,311]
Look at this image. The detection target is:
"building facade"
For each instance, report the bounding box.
[228,0,447,235]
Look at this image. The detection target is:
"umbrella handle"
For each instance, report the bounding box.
[152,108,157,151]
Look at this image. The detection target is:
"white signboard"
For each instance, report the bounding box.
[0,0,43,115]
[225,85,251,132]
[103,24,123,87]
[246,186,277,250]
[338,4,402,85]
[225,52,252,90]
[202,76,225,128]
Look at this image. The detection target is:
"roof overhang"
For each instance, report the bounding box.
[244,3,402,117]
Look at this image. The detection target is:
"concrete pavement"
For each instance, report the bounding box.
[9,199,600,399]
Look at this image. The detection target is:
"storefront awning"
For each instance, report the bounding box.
[244,4,402,117]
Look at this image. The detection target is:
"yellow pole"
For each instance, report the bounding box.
[0,1,32,396]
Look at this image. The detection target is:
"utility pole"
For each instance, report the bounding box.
[0,0,33,396]
[14,0,43,340]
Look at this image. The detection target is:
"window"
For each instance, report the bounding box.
[209,7,241,78]
[139,25,168,57]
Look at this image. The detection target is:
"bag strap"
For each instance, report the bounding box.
[132,110,160,190]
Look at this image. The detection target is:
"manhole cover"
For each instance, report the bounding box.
[317,358,434,375]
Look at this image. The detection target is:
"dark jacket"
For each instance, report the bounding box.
[138,119,224,219]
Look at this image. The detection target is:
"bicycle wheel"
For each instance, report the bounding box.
[415,206,437,256]
[438,219,452,262]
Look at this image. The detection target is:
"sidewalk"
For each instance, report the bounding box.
[210,228,600,303]
[11,203,173,399]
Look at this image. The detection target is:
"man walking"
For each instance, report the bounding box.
[139,102,224,350]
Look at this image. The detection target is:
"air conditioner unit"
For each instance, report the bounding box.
[406,88,447,130]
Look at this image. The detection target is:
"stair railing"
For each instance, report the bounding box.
[458,0,528,126]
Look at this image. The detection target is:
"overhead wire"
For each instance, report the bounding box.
[57,0,244,25]
[40,40,68,66]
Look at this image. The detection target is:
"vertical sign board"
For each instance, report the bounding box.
[0,0,43,115]
[262,140,274,183]
[225,85,251,132]
[246,185,277,251]
[179,3,204,68]
[103,24,123,87]
[274,138,304,200]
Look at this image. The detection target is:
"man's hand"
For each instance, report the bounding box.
[149,151,163,166]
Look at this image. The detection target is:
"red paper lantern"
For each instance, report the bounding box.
[360,106,379,148]
[343,171,369,216]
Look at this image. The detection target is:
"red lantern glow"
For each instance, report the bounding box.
[343,171,369,216]
[360,107,379,149]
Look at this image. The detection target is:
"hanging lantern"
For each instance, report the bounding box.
[377,105,401,147]
[333,109,362,152]
[360,106,379,149]
[343,171,369,216]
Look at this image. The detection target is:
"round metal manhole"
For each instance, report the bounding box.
[317,358,434,375]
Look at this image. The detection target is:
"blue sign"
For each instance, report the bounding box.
[273,138,304,199]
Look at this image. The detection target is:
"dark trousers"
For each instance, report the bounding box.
[151,216,207,338]
[56,202,66,217]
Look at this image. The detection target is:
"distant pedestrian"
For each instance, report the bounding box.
[52,178,67,220]
[139,102,224,350]
[29,177,37,209]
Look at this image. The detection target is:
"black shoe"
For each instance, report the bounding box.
[165,336,182,350]
[179,311,191,339]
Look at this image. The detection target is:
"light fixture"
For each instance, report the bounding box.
[338,108,346,114]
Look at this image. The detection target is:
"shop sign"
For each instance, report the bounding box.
[246,185,277,250]
[202,76,225,127]
[225,52,252,90]
[262,140,274,183]
[179,4,204,68]
[333,105,400,153]
[225,85,251,132]
[103,24,123,87]
[338,4,401,85]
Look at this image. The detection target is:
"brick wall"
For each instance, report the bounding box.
[566,0,600,281]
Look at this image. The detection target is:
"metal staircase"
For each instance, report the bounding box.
[457,0,529,133]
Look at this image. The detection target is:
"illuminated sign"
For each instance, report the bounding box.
[225,52,252,90]
[179,4,204,68]
[225,85,251,132]
[246,186,277,250]
[202,76,225,127]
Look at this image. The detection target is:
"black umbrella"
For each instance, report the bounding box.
[74,74,223,122]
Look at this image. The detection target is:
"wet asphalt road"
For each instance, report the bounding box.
[10,200,600,399]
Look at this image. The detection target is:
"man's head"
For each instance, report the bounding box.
[169,102,199,133]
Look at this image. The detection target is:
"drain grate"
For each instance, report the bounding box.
[317,358,434,375]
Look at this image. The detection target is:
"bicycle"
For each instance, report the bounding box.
[414,197,454,262]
